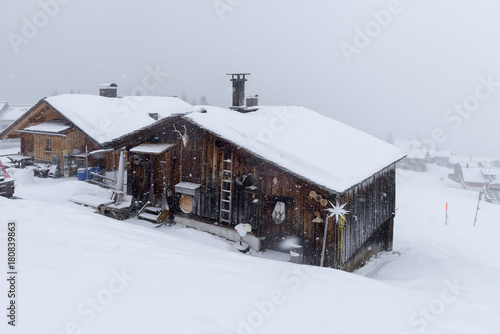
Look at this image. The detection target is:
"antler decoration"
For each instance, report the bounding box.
[173,125,188,147]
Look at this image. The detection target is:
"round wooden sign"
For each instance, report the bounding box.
[179,195,194,214]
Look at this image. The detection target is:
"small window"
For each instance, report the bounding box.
[44,138,53,152]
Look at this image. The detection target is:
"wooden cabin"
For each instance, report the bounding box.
[449,162,500,189]
[426,149,452,166]
[393,140,426,172]
[113,105,405,271]
[0,93,191,177]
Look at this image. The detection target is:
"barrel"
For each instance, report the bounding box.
[93,166,102,178]
[77,168,86,181]
[87,167,93,180]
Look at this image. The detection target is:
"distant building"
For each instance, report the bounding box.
[449,162,500,189]
[426,149,452,166]
[0,102,32,132]
[393,140,426,172]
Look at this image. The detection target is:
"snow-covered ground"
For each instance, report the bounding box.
[1,161,499,333]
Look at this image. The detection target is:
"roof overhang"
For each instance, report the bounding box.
[15,130,67,138]
[129,143,175,155]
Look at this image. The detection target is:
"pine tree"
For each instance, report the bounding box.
[181,92,188,102]
[191,97,198,105]
[200,95,209,105]
[385,131,394,144]
[70,89,74,94]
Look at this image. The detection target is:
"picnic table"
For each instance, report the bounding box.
[5,154,34,168]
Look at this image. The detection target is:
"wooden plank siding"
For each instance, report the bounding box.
[5,103,62,139]
[6,102,105,168]
[124,118,397,270]
[20,127,101,165]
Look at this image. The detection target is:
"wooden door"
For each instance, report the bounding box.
[22,135,34,156]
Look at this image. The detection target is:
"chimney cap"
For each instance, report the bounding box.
[226,73,250,80]
[99,83,118,89]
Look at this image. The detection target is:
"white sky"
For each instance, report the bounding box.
[1,0,500,156]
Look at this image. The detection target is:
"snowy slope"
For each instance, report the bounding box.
[0,165,499,333]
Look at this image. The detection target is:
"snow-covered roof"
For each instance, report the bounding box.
[99,83,117,88]
[461,167,496,184]
[456,161,495,169]
[481,169,500,178]
[432,150,452,158]
[426,149,452,159]
[44,94,192,145]
[460,167,484,184]
[457,162,500,184]
[24,121,71,134]
[0,104,32,122]
[450,156,497,165]
[175,182,202,190]
[393,140,423,152]
[130,143,175,154]
[186,106,405,193]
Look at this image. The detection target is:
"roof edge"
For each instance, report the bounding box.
[42,99,104,149]
[0,99,45,140]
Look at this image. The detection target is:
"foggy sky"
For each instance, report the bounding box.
[2,0,500,157]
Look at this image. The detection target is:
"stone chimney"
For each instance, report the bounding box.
[246,95,258,108]
[99,83,118,98]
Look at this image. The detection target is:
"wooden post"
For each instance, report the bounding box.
[474,192,482,226]
[320,216,329,267]
[162,157,168,210]
[116,151,125,192]
[85,146,88,181]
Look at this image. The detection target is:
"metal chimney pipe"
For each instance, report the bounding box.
[227,73,250,108]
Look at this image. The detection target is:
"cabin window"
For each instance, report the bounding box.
[44,138,53,152]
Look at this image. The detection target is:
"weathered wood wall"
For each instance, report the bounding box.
[11,102,103,169]
[5,103,61,139]
[325,166,396,269]
[123,118,397,270]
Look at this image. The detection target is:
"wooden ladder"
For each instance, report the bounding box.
[220,151,233,225]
